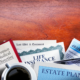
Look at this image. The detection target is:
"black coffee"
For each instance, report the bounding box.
[6,67,31,80]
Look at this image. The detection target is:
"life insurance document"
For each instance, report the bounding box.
[13,40,56,50]
[18,42,65,66]
[34,62,80,80]
[20,50,60,66]
[65,38,80,60]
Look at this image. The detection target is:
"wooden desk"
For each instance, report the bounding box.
[0,0,80,79]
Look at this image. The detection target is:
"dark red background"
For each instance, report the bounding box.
[0,0,80,79]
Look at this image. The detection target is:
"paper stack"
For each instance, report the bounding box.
[1,38,80,80]
[13,38,80,80]
[13,40,65,66]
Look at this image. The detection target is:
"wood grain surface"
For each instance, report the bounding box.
[0,0,80,79]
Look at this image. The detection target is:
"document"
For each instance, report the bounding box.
[0,39,21,75]
[18,42,65,65]
[20,50,60,66]
[65,38,80,60]
[13,40,56,50]
[18,42,65,59]
[34,62,80,80]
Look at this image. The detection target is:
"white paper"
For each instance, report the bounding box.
[0,41,19,75]
[13,40,56,50]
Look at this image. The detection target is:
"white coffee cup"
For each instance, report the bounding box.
[1,63,37,80]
